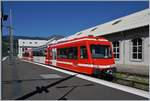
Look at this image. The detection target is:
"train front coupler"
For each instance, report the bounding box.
[101,67,117,81]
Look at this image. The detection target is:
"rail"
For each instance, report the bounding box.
[113,75,149,91]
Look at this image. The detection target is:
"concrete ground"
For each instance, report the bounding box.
[1,57,148,100]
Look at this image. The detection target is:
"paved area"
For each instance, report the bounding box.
[2,57,148,100]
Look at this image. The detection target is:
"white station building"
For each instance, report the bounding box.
[18,39,48,58]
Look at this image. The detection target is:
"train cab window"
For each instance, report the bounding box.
[90,45,112,58]
[80,46,88,59]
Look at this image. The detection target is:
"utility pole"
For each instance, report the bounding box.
[1,1,8,58]
[9,9,14,60]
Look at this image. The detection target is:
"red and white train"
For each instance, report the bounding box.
[22,35,116,78]
[22,48,33,61]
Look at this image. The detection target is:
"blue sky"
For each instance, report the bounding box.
[2,1,149,37]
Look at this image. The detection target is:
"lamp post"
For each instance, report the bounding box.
[2,3,15,60]
[9,9,14,60]
[1,1,8,58]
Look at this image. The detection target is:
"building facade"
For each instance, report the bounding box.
[18,39,48,58]
[103,26,149,75]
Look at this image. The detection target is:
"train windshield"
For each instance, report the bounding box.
[90,44,112,58]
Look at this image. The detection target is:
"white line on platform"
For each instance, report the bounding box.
[2,56,8,61]
[22,60,149,98]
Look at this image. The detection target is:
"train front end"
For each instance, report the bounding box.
[89,37,116,79]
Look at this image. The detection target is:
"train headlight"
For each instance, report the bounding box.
[95,65,99,68]
[110,64,117,72]
[106,69,113,75]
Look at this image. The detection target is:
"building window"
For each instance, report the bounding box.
[29,42,32,44]
[77,32,82,35]
[112,20,122,25]
[33,50,45,56]
[90,27,97,32]
[131,38,142,60]
[22,48,24,52]
[113,41,120,60]
[35,42,38,44]
[23,42,25,44]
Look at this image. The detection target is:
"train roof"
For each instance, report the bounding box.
[50,36,110,47]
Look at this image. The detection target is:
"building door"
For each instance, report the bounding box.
[52,48,57,66]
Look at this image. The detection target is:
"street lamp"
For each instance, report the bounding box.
[2,15,8,21]
[1,2,8,59]
[1,8,14,60]
[1,1,8,25]
[8,9,14,60]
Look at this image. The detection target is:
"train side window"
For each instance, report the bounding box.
[58,47,77,59]
[57,49,60,58]
[58,48,67,59]
[68,47,78,59]
[80,46,88,59]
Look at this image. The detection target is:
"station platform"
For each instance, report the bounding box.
[2,57,149,100]
[116,64,149,76]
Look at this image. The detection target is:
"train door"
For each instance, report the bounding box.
[52,48,57,66]
[29,48,33,61]
[45,48,48,64]
[68,47,78,68]
[78,43,92,74]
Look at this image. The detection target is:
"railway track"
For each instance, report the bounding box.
[112,73,149,91]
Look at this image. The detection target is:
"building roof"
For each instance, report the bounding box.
[18,39,48,41]
[48,9,149,45]
[72,8,149,38]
